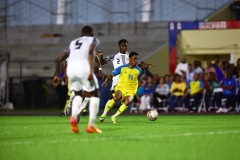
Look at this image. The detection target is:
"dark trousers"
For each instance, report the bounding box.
[168,95,182,112]
[183,92,203,111]
[213,92,236,108]
[152,92,168,108]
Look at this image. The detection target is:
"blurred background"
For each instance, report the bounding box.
[0,0,239,111]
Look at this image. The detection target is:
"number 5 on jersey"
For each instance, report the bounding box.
[75,40,82,49]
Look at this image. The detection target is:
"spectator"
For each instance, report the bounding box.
[215,70,236,113]
[168,74,187,112]
[223,60,230,71]
[186,64,194,85]
[152,73,160,88]
[234,58,240,78]
[175,56,188,75]
[207,72,219,111]
[205,61,216,81]
[193,60,203,74]
[212,55,221,69]
[180,71,187,84]
[139,76,155,113]
[182,73,204,112]
[165,74,175,88]
[215,61,224,82]
[151,76,169,109]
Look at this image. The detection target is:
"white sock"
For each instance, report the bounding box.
[89,97,100,127]
[68,91,75,107]
[78,97,90,114]
[71,96,82,120]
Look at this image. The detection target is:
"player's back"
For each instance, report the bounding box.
[68,36,97,62]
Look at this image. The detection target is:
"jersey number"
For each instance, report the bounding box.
[75,40,82,49]
[116,58,120,64]
[128,75,133,80]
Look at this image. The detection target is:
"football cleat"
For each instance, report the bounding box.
[70,116,79,133]
[86,125,102,134]
[99,115,106,122]
[111,116,117,124]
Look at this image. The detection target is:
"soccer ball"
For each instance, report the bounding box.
[147,110,158,121]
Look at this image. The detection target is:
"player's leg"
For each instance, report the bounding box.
[63,81,71,116]
[77,91,91,115]
[67,75,82,133]
[99,79,117,121]
[99,90,115,122]
[83,74,102,133]
[70,90,83,133]
[111,92,130,124]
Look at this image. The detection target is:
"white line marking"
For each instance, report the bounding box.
[0,130,239,146]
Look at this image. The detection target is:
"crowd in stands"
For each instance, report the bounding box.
[133,55,240,114]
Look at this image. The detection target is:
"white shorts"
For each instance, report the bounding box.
[67,61,99,92]
[111,75,119,90]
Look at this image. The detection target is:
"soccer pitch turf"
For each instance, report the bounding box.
[0,115,240,160]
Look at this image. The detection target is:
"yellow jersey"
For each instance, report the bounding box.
[112,64,142,95]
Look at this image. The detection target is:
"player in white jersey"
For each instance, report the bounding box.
[52,26,102,134]
[99,39,129,91]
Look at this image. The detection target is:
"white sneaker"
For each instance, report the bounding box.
[157,97,162,103]
[216,107,223,113]
[223,108,228,113]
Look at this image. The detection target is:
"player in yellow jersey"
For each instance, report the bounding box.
[100,51,142,123]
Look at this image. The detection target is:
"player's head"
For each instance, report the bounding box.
[81,25,93,36]
[129,52,139,67]
[118,39,128,54]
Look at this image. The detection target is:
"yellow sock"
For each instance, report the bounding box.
[115,103,128,116]
[63,100,69,112]
[103,99,116,115]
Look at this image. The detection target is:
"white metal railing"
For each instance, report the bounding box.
[4,0,232,26]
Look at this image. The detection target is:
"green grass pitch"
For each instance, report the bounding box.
[0,115,240,160]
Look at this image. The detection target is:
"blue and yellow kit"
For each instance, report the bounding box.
[112,64,142,96]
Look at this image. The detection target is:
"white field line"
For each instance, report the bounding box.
[0,130,239,146]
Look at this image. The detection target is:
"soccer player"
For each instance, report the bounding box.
[98,39,153,93]
[52,25,102,133]
[100,52,142,123]
[98,39,153,121]
[54,46,103,117]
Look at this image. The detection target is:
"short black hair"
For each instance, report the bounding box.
[82,25,93,35]
[129,52,139,58]
[118,39,128,46]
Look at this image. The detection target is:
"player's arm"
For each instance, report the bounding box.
[97,50,108,65]
[138,61,154,70]
[88,44,96,81]
[102,65,122,87]
[95,56,104,78]
[102,74,113,87]
[52,50,68,87]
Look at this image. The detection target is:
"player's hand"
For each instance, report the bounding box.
[102,81,108,87]
[52,75,60,87]
[88,73,93,81]
[97,50,103,56]
[147,63,154,68]
[99,70,104,79]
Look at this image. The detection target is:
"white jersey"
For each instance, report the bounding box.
[67,36,100,92]
[105,52,129,90]
[68,36,99,62]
